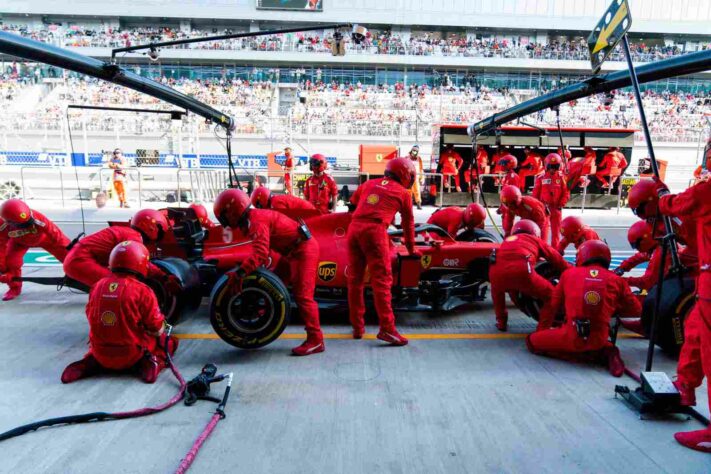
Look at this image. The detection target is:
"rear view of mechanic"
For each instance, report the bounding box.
[488,219,570,332]
[214,188,324,356]
[348,158,420,345]
[655,177,711,453]
[0,199,70,301]
[251,187,318,218]
[189,203,218,230]
[61,241,178,384]
[533,153,569,248]
[427,203,487,238]
[528,240,641,377]
[499,185,549,242]
[557,216,600,254]
[303,154,338,214]
[63,209,169,288]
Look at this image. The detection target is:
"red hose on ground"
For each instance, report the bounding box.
[174,413,222,474]
[112,363,187,419]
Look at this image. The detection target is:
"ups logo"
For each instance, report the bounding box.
[317,262,337,282]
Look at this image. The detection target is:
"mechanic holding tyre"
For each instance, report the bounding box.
[347,157,420,345]
[214,188,324,356]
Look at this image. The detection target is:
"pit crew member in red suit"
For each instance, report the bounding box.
[557,216,600,254]
[527,240,641,377]
[427,203,487,237]
[439,144,463,192]
[595,147,628,189]
[499,185,550,243]
[533,153,569,247]
[519,147,544,188]
[189,203,218,230]
[251,186,318,219]
[214,188,323,356]
[303,154,338,213]
[61,241,179,384]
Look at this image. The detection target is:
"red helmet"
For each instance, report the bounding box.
[109,240,151,278]
[250,187,271,209]
[189,203,211,227]
[0,199,33,226]
[384,157,416,189]
[498,154,518,171]
[627,221,657,253]
[512,219,541,238]
[130,209,169,242]
[545,153,563,170]
[463,203,486,229]
[309,154,328,173]
[560,216,585,241]
[500,185,522,206]
[628,179,659,219]
[576,239,612,268]
[214,188,251,228]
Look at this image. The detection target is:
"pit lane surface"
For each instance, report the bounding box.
[0,267,707,473]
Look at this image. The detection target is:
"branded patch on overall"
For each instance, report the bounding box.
[109,282,119,292]
[100,311,117,326]
[317,261,337,282]
[366,194,380,205]
[584,290,601,305]
[589,269,599,278]
[505,236,518,242]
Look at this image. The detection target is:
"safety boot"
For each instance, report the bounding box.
[496,313,508,332]
[352,326,365,339]
[377,327,408,346]
[61,354,101,384]
[138,353,161,384]
[2,287,21,301]
[605,346,625,377]
[292,334,325,356]
[674,428,711,453]
[673,380,696,406]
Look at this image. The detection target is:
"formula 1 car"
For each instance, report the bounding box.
[146,207,499,349]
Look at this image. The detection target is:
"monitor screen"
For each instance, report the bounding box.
[257,0,323,11]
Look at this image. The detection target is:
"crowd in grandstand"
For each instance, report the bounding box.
[2,23,708,63]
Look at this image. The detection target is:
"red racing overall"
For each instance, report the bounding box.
[427,206,465,237]
[63,226,161,287]
[533,170,569,247]
[488,233,569,330]
[502,195,550,243]
[557,227,600,254]
[348,177,415,334]
[0,210,70,299]
[303,174,338,214]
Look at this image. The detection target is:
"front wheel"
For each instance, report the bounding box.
[209,268,292,349]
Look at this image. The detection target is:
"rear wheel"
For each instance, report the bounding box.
[642,275,696,356]
[147,258,201,325]
[210,268,291,349]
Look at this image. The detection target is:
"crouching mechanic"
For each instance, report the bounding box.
[61,241,178,384]
[557,216,600,255]
[348,157,420,345]
[0,199,70,301]
[189,203,218,230]
[488,219,570,332]
[527,240,641,377]
[499,185,549,242]
[303,154,338,214]
[214,188,324,356]
[63,209,170,288]
[427,203,487,238]
[251,187,319,220]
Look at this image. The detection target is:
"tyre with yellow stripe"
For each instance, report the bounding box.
[209,268,291,349]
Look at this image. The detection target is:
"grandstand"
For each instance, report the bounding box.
[0,0,710,198]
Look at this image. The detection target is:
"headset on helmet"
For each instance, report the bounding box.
[189,203,211,226]
[500,185,522,206]
[627,179,659,219]
[214,188,251,228]
[384,157,416,189]
[250,187,272,209]
[576,240,612,269]
[130,209,169,242]
[627,221,657,253]
[109,240,151,278]
[512,219,541,238]
[560,216,585,241]
[498,154,518,171]
[309,154,328,173]
[0,199,33,227]
[545,153,563,171]
[463,203,487,229]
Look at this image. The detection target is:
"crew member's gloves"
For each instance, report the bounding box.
[653,176,670,197]
[225,266,247,294]
[613,267,626,276]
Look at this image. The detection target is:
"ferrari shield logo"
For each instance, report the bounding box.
[420,255,432,269]
[109,282,119,292]
[375,153,383,163]
[590,269,599,277]
[100,311,117,326]
[317,261,337,282]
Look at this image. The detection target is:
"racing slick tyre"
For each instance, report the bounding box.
[456,228,499,243]
[511,262,562,322]
[147,258,201,325]
[209,268,292,350]
[641,275,696,356]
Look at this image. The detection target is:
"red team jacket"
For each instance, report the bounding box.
[303,174,338,213]
[533,171,570,207]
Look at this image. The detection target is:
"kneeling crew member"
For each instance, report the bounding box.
[427,203,487,238]
[303,154,338,214]
[214,188,324,356]
[527,240,641,377]
[61,241,178,384]
[557,216,600,254]
[488,219,570,332]
[63,209,169,288]
[348,158,419,345]
[0,199,70,301]
[499,185,549,242]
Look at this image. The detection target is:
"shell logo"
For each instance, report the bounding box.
[100,311,117,326]
[505,236,518,242]
[584,290,601,305]
[366,194,379,205]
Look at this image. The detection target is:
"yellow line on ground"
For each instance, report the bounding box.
[174,332,643,341]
